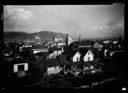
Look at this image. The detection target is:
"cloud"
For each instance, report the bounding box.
[95,21,124,38]
[4,5,37,32]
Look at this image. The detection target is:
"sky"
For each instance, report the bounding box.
[4,3,124,39]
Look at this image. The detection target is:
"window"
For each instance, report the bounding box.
[88,52,90,55]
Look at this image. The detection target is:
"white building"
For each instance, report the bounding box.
[79,48,94,62]
[47,47,64,59]
[45,59,62,75]
[14,63,28,73]
[69,51,81,62]
[83,50,94,62]
[47,66,61,75]
[32,45,48,54]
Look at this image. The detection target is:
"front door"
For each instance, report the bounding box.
[88,57,90,61]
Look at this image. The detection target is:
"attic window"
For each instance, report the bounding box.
[88,52,90,55]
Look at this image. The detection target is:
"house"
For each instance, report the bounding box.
[5,56,29,74]
[68,50,81,62]
[47,46,64,59]
[34,52,49,60]
[32,45,48,54]
[22,43,32,48]
[93,42,103,49]
[57,42,66,47]
[13,56,28,73]
[44,58,62,75]
[14,63,28,73]
[79,48,94,62]
[57,55,72,74]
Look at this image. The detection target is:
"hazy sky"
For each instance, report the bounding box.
[4,3,124,39]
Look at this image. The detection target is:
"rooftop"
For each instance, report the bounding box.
[44,58,60,67]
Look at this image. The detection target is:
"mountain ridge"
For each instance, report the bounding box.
[4,31,68,42]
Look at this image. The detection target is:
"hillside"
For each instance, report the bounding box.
[4,31,67,42]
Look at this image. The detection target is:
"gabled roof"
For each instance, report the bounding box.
[68,50,81,57]
[45,58,60,67]
[23,43,32,46]
[78,48,89,57]
[78,48,94,57]
[6,56,28,64]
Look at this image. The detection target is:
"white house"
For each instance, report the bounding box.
[13,63,28,73]
[79,48,94,62]
[68,51,81,62]
[83,50,94,62]
[73,52,81,62]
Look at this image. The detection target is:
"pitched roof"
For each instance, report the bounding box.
[78,48,89,57]
[6,56,28,64]
[68,50,81,57]
[78,48,94,57]
[45,58,60,67]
